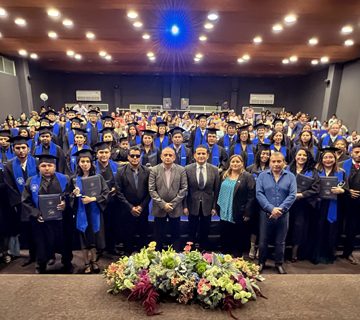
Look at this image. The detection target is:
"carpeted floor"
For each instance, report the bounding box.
[1,274,360,320]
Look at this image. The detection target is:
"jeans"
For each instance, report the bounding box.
[258,210,289,265]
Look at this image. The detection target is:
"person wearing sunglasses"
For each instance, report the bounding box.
[115,146,151,254]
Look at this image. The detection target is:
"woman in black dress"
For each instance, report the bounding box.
[71,149,109,273]
[287,147,320,262]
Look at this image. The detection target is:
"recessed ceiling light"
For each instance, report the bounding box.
[344,39,354,46]
[149,56,156,62]
[282,58,289,64]
[195,53,203,59]
[253,36,262,44]
[66,50,75,57]
[147,52,154,58]
[199,35,207,42]
[18,49,28,57]
[311,59,319,65]
[142,33,150,40]
[15,18,27,27]
[341,25,353,35]
[62,19,74,28]
[237,58,245,64]
[48,31,58,39]
[0,8,8,18]
[308,37,318,46]
[272,23,283,33]
[99,51,107,57]
[105,55,112,61]
[127,11,138,19]
[133,21,143,28]
[242,54,250,61]
[194,57,201,62]
[47,8,60,18]
[284,14,297,25]
[74,54,82,60]
[204,22,214,30]
[207,12,219,21]
[86,32,95,40]
[289,55,298,62]
[320,56,329,64]
[30,53,38,60]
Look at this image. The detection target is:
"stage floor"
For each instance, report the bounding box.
[1,274,360,320]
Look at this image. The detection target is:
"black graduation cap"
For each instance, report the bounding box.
[169,127,185,136]
[319,147,341,154]
[0,129,11,138]
[206,128,218,134]
[156,121,167,127]
[44,109,59,116]
[127,122,138,128]
[273,118,285,125]
[257,143,271,151]
[119,135,128,142]
[36,154,58,164]
[17,125,30,135]
[226,121,239,128]
[99,127,114,135]
[66,107,76,114]
[73,148,95,160]
[101,115,114,122]
[253,123,269,130]
[40,117,51,125]
[196,114,208,120]
[38,126,53,136]
[93,141,111,151]
[88,109,100,115]
[10,136,29,145]
[141,129,157,136]
[74,128,87,136]
[71,117,82,124]
[238,124,251,132]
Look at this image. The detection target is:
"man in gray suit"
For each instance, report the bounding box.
[184,145,220,251]
[149,147,188,251]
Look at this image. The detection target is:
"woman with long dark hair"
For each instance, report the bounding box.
[291,130,318,162]
[140,130,160,167]
[71,149,109,274]
[217,154,255,257]
[230,125,256,167]
[154,121,170,152]
[270,130,290,163]
[127,122,141,147]
[312,148,347,264]
[287,147,320,262]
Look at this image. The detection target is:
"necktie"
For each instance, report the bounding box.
[133,170,138,189]
[199,165,205,190]
[354,163,360,170]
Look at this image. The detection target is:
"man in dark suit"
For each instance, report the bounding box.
[206,128,228,173]
[184,145,220,251]
[149,147,188,251]
[115,146,150,253]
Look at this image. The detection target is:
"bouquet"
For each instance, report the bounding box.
[104,242,264,318]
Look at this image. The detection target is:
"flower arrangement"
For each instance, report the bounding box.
[104,242,264,318]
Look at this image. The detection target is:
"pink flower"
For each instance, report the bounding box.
[184,245,191,252]
[203,253,213,263]
[238,276,247,289]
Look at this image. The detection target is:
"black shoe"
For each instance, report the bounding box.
[21,258,35,267]
[35,264,46,274]
[61,263,74,274]
[275,265,287,274]
[258,263,265,273]
[47,258,56,266]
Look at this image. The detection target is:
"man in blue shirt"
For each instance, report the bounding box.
[256,152,296,274]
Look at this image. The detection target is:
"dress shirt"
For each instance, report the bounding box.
[256,169,296,214]
[196,163,207,187]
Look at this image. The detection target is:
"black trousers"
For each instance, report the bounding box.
[103,196,119,252]
[220,219,250,257]
[153,216,181,251]
[188,202,212,251]
[343,198,360,257]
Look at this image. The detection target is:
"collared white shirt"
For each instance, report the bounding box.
[162,163,174,188]
[21,159,27,171]
[196,163,207,186]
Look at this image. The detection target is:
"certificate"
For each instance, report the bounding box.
[82,175,101,197]
[296,174,314,192]
[319,176,338,200]
[38,194,62,221]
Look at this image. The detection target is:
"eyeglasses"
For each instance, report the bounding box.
[129,154,141,159]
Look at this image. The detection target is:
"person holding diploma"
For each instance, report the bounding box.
[71,149,109,274]
[287,148,320,262]
[22,154,72,274]
[312,147,347,264]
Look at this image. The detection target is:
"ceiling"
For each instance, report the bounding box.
[0,0,359,76]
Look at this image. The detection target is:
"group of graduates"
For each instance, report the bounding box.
[0,106,359,274]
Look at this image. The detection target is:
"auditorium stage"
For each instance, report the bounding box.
[1,274,359,320]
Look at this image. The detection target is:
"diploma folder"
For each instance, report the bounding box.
[296,174,314,192]
[319,176,338,200]
[81,175,101,197]
[38,194,62,221]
